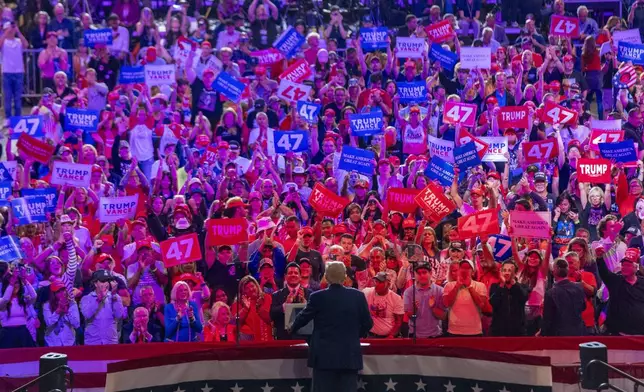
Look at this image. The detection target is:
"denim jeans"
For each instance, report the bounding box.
[138,158,154,180]
[3,73,24,118]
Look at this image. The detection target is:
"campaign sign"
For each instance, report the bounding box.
[0,236,24,262]
[456,128,489,159]
[599,140,638,163]
[424,155,455,187]
[458,209,500,239]
[577,158,612,183]
[425,20,454,43]
[251,48,284,65]
[17,134,55,164]
[51,161,92,188]
[98,195,139,223]
[11,196,48,225]
[460,47,491,70]
[273,131,309,153]
[144,64,176,87]
[21,188,58,213]
[0,181,11,200]
[64,108,99,132]
[119,66,145,84]
[510,210,551,239]
[454,142,482,170]
[386,188,420,213]
[206,218,248,246]
[612,29,642,50]
[617,41,644,65]
[443,101,477,128]
[549,15,580,38]
[175,37,197,68]
[277,80,311,102]
[429,43,458,71]
[349,112,383,136]
[360,27,389,51]
[297,101,321,124]
[488,234,513,262]
[0,161,17,181]
[279,59,312,83]
[10,115,44,139]
[414,182,455,222]
[309,183,350,216]
[542,101,578,125]
[338,146,375,176]
[211,72,245,103]
[397,81,427,104]
[396,37,425,59]
[160,233,202,267]
[589,129,624,151]
[202,145,218,165]
[497,106,530,129]
[522,140,559,164]
[273,27,305,59]
[480,137,508,162]
[428,135,455,162]
[84,29,113,48]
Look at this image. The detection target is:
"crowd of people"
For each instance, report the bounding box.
[0,0,644,348]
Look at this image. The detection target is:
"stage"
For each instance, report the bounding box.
[1,337,643,391]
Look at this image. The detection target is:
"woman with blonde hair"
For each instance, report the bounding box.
[579,183,611,241]
[164,281,203,342]
[230,276,273,341]
[203,301,235,342]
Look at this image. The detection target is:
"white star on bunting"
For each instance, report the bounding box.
[472,383,483,392]
[173,387,185,392]
[385,378,398,391]
[444,381,456,392]
[230,383,243,392]
[499,387,510,392]
[291,382,305,392]
[357,378,367,390]
[415,378,427,391]
[261,383,274,392]
[201,384,213,392]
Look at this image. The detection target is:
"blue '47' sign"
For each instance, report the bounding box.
[297,101,321,124]
[10,116,44,139]
[273,131,309,154]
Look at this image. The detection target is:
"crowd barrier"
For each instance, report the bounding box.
[0,49,77,101]
[1,337,643,391]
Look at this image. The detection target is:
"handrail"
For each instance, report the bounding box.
[587,359,644,392]
[10,365,74,392]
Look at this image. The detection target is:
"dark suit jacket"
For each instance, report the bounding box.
[270,286,312,340]
[542,279,586,336]
[291,284,373,371]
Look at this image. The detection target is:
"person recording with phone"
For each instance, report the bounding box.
[0,265,37,348]
[80,269,125,345]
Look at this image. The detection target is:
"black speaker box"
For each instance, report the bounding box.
[579,341,609,390]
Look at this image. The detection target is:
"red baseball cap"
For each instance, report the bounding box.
[624,248,641,263]
[300,226,314,236]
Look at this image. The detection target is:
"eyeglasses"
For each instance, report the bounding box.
[303,234,313,238]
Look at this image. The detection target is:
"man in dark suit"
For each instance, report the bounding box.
[270,262,312,339]
[542,259,586,336]
[290,261,373,392]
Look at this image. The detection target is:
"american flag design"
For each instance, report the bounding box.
[613,65,637,89]
[1,338,643,392]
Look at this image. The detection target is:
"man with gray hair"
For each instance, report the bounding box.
[290,261,373,392]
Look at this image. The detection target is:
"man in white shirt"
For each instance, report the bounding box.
[216,19,240,50]
[362,272,404,338]
[0,21,28,123]
[107,14,130,61]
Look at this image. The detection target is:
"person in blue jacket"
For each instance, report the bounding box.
[164,281,203,342]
